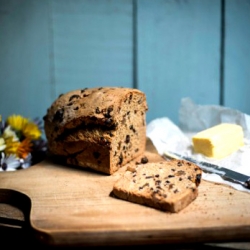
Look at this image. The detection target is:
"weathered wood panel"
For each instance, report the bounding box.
[0,0,134,121]
[0,0,51,120]
[51,0,133,97]
[137,0,221,124]
[224,0,250,116]
[0,0,250,127]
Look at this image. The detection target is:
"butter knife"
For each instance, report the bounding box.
[163,151,250,189]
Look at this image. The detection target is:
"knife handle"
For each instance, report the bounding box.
[244,178,250,189]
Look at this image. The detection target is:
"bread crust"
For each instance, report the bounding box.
[112,159,202,212]
[43,87,148,174]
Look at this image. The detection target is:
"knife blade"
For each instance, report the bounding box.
[163,151,250,189]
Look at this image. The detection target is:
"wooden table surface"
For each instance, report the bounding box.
[0,139,250,249]
[1,196,250,249]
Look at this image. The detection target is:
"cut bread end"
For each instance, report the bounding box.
[112,159,202,213]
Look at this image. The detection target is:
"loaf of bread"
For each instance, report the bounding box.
[43,87,148,174]
[112,159,202,212]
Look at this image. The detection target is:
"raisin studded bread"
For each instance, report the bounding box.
[43,87,148,175]
[112,159,202,212]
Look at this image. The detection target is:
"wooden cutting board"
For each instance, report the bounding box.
[0,140,250,247]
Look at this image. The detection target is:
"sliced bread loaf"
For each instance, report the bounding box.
[112,159,202,212]
[43,87,148,175]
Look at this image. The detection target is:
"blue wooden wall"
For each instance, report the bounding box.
[0,0,250,126]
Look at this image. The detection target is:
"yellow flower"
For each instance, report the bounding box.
[4,136,20,157]
[22,121,42,140]
[7,114,29,132]
[7,114,42,140]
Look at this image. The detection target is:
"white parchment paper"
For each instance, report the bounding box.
[146,98,250,193]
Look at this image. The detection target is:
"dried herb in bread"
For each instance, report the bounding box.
[112,159,202,212]
[43,87,148,175]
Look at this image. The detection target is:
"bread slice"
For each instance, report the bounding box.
[112,159,202,213]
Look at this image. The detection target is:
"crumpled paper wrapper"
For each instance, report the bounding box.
[146,97,250,193]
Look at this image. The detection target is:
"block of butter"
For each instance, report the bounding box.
[192,123,244,159]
